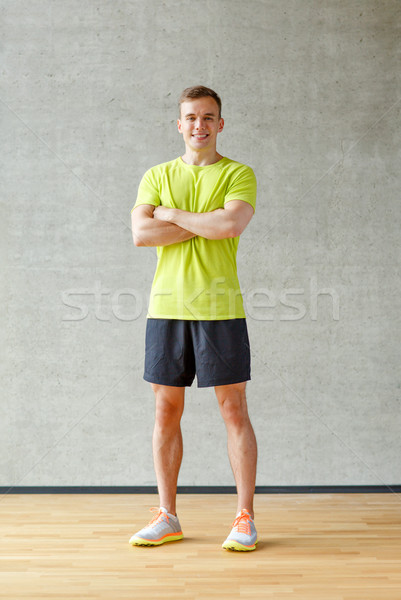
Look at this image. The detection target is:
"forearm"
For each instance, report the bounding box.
[165,208,240,240]
[133,217,196,247]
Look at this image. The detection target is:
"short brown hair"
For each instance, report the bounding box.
[179,85,222,118]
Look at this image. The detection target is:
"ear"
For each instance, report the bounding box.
[177,118,183,134]
[218,117,224,133]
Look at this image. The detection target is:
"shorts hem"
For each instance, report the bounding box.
[197,374,251,388]
[143,373,194,388]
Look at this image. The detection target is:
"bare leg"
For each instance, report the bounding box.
[151,383,185,516]
[215,382,257,518]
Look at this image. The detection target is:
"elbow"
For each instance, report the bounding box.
[229,226,242,238]
[212,225,241,240]
[132,230,145,246]
[212,227,240,240]
[226,221,243,238]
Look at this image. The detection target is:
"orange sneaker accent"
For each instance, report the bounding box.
[148,507,170,527]
[232,509,252,535]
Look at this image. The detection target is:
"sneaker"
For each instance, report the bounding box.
[222,508,258,551]
[129,507,183,546]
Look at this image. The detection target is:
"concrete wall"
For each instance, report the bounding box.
[1,0,400,487]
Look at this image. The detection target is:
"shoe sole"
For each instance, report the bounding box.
[129,533,184,546]
[222,539,258,552]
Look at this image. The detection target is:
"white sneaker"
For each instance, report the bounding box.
[222,509,258,551]
[129,507,183,546]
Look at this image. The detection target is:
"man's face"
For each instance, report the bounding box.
[177,97,224,152]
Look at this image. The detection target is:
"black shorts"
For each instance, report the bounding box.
[144,318,251,388]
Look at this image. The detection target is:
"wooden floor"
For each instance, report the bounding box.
[1,493,401,599]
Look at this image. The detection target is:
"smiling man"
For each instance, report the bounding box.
[129,86,258,552]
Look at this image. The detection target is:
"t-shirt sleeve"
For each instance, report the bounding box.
[130,168,161,214]
[224,165,257,211]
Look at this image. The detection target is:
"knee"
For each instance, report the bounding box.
[218,394,249,429]
[154,392,184,430]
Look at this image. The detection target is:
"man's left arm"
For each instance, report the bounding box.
[153,200,254,240]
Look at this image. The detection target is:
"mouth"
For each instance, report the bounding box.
[192,134,209,139]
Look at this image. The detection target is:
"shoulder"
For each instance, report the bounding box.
[220,158,256,186]
[222,158,257,207]
[220,157,256,179]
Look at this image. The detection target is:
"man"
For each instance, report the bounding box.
[129,86,258,552]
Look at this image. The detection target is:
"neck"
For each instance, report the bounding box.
[181,148,223,166]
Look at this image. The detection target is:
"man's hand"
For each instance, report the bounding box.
[153,205,177,223]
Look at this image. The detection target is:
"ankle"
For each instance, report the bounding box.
[161,505,177,517]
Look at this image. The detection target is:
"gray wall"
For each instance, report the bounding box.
[1,1,400,487]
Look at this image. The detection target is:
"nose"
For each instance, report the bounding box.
[194,117,205,130]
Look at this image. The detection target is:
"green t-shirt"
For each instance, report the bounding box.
[132,156,257,320]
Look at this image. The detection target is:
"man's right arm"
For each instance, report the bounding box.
[131,204,196,247]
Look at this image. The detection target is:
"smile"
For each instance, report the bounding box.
[192,134,209,139]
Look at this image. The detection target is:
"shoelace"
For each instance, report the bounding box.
[148,507,169,527]
[232,509,252,535]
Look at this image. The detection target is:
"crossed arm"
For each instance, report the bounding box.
[131,200,254,247]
